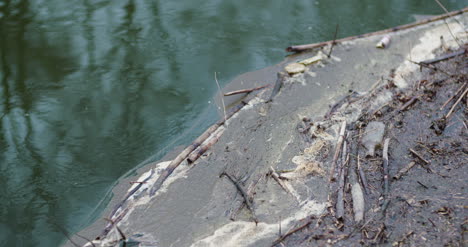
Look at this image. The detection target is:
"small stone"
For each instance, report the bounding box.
[285,63,306,74]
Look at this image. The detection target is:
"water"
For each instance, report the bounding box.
[0,0,465,246]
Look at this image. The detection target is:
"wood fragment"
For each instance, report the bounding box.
[329,121,347,182]
[399,96,419,111]
[327,24,339,58]
[409,148,430,164]
[286,8,467,52]
[445,86,468,119]
[149,100,247,197]
[382,138,391,198]
[269,166,298,201]
[187,127,225,163]
[357,155,369,195]
[421,49,466,65]
[336,146,349,220]
[271,216,316,246]
[221,172,258,223]
[440,83,466,110]
[393,162,416,180]
[224,84,271,96]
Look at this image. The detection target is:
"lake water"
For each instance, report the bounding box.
[0,0,465,246]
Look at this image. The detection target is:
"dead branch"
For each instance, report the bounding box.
[399,96,419,111]
[221,172,258,223]
[357,155,369,195]
[445,86,468,119]
[286,8,467,52]
[224,84,271,96]
[327,24,339,58]
[269,166,298,201]
[336,144,349,220]
[393,162,416,180]
[149,100,247,197]
[421,49,466,65]
[409,148,430,164]
[268,72,287,102]
[329,121,347,182]
[230,174,263,221]
[271,216,317,246]
[187,127,225,163]
[440,83,466,110]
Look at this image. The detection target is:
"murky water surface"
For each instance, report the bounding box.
[0,1,465,246]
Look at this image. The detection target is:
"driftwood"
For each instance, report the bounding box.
[224,84,271,96]
[382,138,391,202]
[267,72,287,102]
[220,172,258,223]
[351,182,365,222]
[327,24,339,58]
[357,155,369,195]
[286,8,467,52]
[393,161,416,180]
[329,121,347,182]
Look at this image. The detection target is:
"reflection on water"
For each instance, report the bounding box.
[0,0,465,246]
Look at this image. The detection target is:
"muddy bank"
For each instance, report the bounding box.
[65,10,467,247]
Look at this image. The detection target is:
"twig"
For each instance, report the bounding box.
[336,145,349,220]
[215,72,227,123]
[286,8,467,52]
[187,127,225,163]
[271,216,317,246]
[329,121,347,182]
[220,172,258,223]
[445,87,468,119]
[382,138,391,213]
[224,84,271,96]
[268,72,287,102]
[399,96,419,111]
[421,49,466,65]
[408,59,451,76]
[393,161,416,180]
[434,0,462,48]
[230,174,263,221]
[269,166,298,201]
[327,24,339,58]
[440,83,466,110]
[149,100,248,197]
[409,148,430,164]
[357,155,369,195]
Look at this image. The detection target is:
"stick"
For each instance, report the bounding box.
[230,174,263,221]
[327,24,339,58]
[421,49,466,65]
[215,72,227,123]
[445,87,468,119]
[268,72,287,102]
[221,172,258,223]
[271,216,316,246]
[399,96,419,111]
[329,121,347,182]
[382,138,391,200]
[149,101,247,197]
[286,8,467,52]
[224,84,271,96]
[440,83,466,110]
[357,155,369,195]
[187,127,225,163]
[393,162,416,180]
[269,166,298,201]
[336,152,349,220]
[409,148,430,164]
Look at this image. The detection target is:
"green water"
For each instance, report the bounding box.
[0,0,465,246]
